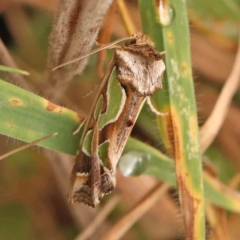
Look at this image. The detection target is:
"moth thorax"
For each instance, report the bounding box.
[115,48,165,96]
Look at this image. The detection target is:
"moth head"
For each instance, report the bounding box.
[134,32,154,47]
[125,33,155,47]
[125,38,136,46]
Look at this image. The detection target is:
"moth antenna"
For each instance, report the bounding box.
[0,132,58,160]
[95,41,117,50]
[52,35,136,71]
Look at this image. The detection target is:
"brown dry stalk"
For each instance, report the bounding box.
[206,203,230,240]
[99,182,169,240]
[42,0,116,230]
[117,0,136,35]
[74,195,120,240]
[97,0,117,78]
[200,32,240,152]
[229,174,240,189]
[4,5,45,68]
[191,31,235,84]
[46,0,114,87]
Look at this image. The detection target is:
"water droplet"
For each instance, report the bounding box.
[118,151,150,176]
[159,2,175,26]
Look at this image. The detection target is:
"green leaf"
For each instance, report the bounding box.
[0,79,81,155]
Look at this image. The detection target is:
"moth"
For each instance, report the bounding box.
[53,33,166,207]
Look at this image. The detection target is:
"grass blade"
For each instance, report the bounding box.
[138,0,205,239]
[1,79,239,213]
[0,79,81,155]
[0,65,29,76]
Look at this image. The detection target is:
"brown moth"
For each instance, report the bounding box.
[54,33,166,207]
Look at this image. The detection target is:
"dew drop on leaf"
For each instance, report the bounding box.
[118,151,150,176]
[159,2,175,26]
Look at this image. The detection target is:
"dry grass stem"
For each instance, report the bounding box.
[117,0,136,35]
[206,203,230,240]
[46,0,114,87]
[191,31,235,83]
[99,182,169,240]
[97,1,117,78]
[43,1,116,228]
[200,32,240,152]
[217,126,240,169]
[75,195,120,240]
[4,5,45,68]
[229,174,240,189]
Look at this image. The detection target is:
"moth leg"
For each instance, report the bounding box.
[73,119,86,135]
[90,115,102,207]
[146,96,168,116]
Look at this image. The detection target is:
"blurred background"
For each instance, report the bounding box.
[0,0,240,239]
